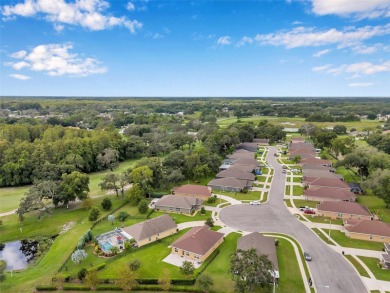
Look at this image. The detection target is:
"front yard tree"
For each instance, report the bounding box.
[59,171,89,208]
[129,259,141,271]
[138,199,149,214]
[101,197,112,210]
[230,249,274,293]
[108,214,115,225]
[84,270,99,290]
[117,211,130,227]
[99,173,120,196]
[181,261,195,275]
[333,124,347,134]
[205,217,214,227]
[158,268,171,291]
[88,207,100,221]
[127,183,145,206]
[71,249,87,264]
[293,155,301,164]
[130,165,154,194]
[116,267,138,291]
[196,273,214,292]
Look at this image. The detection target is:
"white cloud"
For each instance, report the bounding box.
[348,82,375,87]
[312,64,333,72]
[313,60,390,76]
[236,36,253,47]
[10,50,27,58]
[313,48,331,57]
[10,73,31,80]
[152,33,164,39]
[217,36,231,45]
[292,20,303,25]
[311,0,390,19]
[126,2,135,11]
[254,24,390,49]
[1,0,142,33]
[7,43,107,77]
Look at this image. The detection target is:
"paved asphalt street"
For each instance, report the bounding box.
[219,146,368,293]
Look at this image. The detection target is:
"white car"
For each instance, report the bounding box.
[250,201,260,205]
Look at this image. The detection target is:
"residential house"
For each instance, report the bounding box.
[302,164,335,172]
[299,157,332,166]
[172,184,212,199]
[344,219,390,243]
[216,170,256,182]
[304,186,356,202]
[171,225,224,262]
[304,177,350,189]
[317,202,372,220]
[228,164,255,173]
[381,253,390,269]
[237,232,279,278]
[122,214,177,247]
[253,138,269,145]
[208,177,250,192]
[302,170,342,180]
[155,194,202,215]
[233,157,260,167]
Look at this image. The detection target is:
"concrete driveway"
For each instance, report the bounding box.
[219,146,367,293]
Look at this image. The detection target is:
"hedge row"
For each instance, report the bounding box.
[36,285,203,292]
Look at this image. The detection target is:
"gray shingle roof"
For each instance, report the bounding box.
[318,201,371,216]
[216,170,255,181]
[155,194,202,209]
[208,177,249,189]
[122,214,177,242]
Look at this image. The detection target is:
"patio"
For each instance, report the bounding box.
[163,253,202,269]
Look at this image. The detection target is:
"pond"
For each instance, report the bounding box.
[0,240,38,270]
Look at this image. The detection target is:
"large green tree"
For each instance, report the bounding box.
[58,171,89,207]
[230,249,274,293]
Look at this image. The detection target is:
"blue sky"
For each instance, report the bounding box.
[1,0,390,97]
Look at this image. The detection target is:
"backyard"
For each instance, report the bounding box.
[150,210,211,224]
[357,195,390,223]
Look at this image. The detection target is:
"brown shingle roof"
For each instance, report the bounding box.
[122,214,177,242]
[302,164,335,172]
[318,201,371,216]
[208,177,249,189]
[290,148,317,155]
[307,177,350,189]
[216,170,255,181]
[228,164,255,173]
[302,170,342,179]
[172,225,224,256]
[234,157,260,167]
[300,157,331,166]
[237,233,278,270]
[172,184,211,198]
[345,219,390,237]
[155,194,202,210]
[304,187,356,201]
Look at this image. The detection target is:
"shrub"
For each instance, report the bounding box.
[129,259,141,271]
[138,199,149,214]
[35,285,57,291]
[207,197,216,204]
[88,207,100,221]
[196,273,214,292]
[101,198,112,211]
[180,261,195,275]
[205,217,214,228]
[200,207,206,214]
[63,285,91,291]
[78,268,88,281]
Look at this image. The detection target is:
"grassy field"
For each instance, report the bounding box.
[322,229,384,251]
[358,256,390,281]
[308,216,343,226]
[311,228,335,245]
[293,199,319,209]
[98,229,192,279]
[217,116,382,132]
[0,158,140,214]
[357,195,390,223]
[213,190,260,201]
[293,186,304,196]
[344,255,370,278]
[0,186,29,213]
[150,210,211,224]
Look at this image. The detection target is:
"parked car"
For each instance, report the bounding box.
[282,165,287,169]
[291,169,300,173]
[304,252,312,261]
[304,209,316,215]
[299,206,309,211]
[250,201,260,205]
[282,169,287,173]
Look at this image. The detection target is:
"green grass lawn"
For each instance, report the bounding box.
[99,229,192,279]
[213,190,260,201]
[202,233,239,293]
[357,195,390,223]
[281,159,294,164]
[308,216,343,226]
[358,256,390,281]
[292,186,304,196]
[293,199,319,209]
[336,166,360,183]
[285,186,290,195]
[322,229,384,251]
[150,210,211,224]
[261,192,269,203]
[293,177,302,183]
[203,198,227,207]
[285,200,293,208]
[210,225,222,231]
[257,176,267,182]
[344,255,370,278]
[0,196,127,243]
[0,186,29,213]
[311,228,335,245]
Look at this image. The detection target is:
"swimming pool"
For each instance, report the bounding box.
[100,241,113,253]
